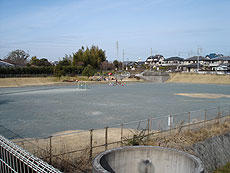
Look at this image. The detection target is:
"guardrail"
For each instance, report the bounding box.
[0,135,61,173]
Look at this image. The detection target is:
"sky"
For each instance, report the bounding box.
[0,0,230,61]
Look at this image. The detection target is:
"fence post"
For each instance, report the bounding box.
[89,129,93,161]
[121,123,123,146]
[105,127,108,151]
[49,136,52,165]
[150,118,152,132]
[218,106,221,123]
[147,119,150,142]
[229,105,230,117]
[188,112,191,131]
[169,114,172,134]
[204,109,207,126]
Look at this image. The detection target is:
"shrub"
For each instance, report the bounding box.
[82,65,95,77]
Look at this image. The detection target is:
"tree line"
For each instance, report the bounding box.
[1,46,123,77]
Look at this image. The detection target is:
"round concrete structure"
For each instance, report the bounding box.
[92,146,204,173]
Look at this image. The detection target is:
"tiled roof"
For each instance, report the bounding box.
[185,56,210,61]
[0,60,15,67]
[165,57,184,61]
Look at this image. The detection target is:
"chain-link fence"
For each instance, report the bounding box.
[1,105,230,172]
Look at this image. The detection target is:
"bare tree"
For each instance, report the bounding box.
[4,49,29,66]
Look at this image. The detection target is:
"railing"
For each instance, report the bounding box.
[0,135,61,173]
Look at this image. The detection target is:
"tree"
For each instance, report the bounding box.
[39,58,52,66]
[113,60,122,70]
[4,49,29,66]
[73,45,106,69]
[30,56,51,66]
[57,58,71,66]
[82,64,95,77]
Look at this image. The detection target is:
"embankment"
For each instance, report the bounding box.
[0,76,141,87]
[191,133,230,172]
[0,77,61,87]
[167,73,230,85]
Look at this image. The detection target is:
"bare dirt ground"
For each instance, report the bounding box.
[0,76,142,87]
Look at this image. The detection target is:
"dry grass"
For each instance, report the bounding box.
[13,117,230,172]
[167,73,230,85]
[146,118,230,151]
[214,162,230,173]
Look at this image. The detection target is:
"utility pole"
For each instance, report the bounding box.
[123,49,124,63]
[197,48,201,72]
[116,41,119,60]
[122,49,125,70]
[151,48,152,56]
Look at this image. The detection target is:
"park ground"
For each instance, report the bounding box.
[0,73,230,87]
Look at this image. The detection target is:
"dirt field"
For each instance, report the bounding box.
[0,76,142,87]
[167,73,230,85]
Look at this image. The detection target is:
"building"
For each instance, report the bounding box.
[205,53,223,59]
[145,55,164,67]
[179,63,203,72]
[0,60,15,68]
[210,56,230,71]
[216,64,230,71]
[183,56,210,66]
[162,57,184,66]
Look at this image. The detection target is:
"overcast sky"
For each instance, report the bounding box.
[0,0,230,61]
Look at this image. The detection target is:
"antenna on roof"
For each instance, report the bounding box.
[151,48,152,56]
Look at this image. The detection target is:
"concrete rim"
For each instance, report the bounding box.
[92,146,204,173]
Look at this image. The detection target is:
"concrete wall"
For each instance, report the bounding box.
[93,146,204,173]
[136,72,170,82]
[190,133,230,173]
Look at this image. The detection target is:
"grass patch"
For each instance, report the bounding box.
[214,162,230,173]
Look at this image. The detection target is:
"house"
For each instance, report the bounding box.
[179,63,203,72]
[162,57,184,66]
[123,61,135,70]
[209,56,230,70]
[145,55,164,67]
[135,58,145,67]
[205,53,223,59]
[183,56,211,66]
[0,60,15,68]
[216,64,230,71]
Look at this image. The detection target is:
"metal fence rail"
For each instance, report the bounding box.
[0,135,61,173]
